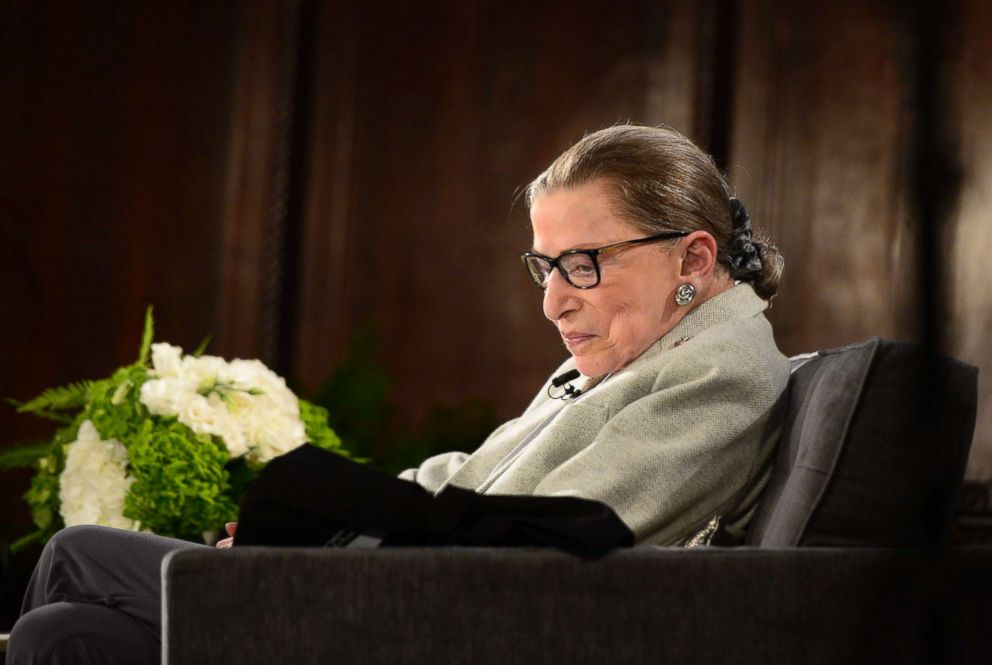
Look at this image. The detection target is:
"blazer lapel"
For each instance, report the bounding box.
[438,396,567,492]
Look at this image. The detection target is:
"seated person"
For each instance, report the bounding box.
[8,124,789,664]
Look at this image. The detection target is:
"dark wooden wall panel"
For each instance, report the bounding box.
[731,0,990,478]
[215,0,300,365]
[731,0,914,355]
[293,0,705,425]
[0,3,241,534]
[946,0,992,477]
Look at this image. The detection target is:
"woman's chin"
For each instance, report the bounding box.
[572,356,610,378]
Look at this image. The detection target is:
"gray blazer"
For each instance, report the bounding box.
[401,284,790,545]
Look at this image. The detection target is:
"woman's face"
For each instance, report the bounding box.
[529,180,688,377]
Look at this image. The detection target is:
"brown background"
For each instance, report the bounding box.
[2,0,990,542]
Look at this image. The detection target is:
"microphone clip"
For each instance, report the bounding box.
[548,369,583,401]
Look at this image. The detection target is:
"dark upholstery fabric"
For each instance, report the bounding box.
[745,340,876,546]
[162,546,992,665]
[943,546,992,662]
[747,338,978,547]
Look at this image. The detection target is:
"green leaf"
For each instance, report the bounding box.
[10,409,73,424]
[111,379,133,405]
[10,529,45,553]
[16,381,93,415]
[0,441,51,469]
[299,399,364,461]
[192,335,212,357]
[138,305,155,365]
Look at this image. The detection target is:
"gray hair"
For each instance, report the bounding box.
[526,124,783,300]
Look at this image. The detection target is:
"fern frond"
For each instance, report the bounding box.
[16,381,93,414]
[0,441,51,469]
[138,305,155,365]
[13,409,72,424]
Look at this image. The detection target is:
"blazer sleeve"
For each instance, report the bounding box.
[397,414,524,492]
[397,451,470,491]
[531,348,786,545]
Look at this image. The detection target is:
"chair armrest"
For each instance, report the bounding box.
[162,546,992,664]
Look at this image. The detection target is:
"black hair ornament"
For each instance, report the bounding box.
[727,198,763,281]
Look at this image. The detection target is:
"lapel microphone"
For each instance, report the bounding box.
[548,369,583,400]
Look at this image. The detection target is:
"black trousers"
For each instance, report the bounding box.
[7,526,207,665]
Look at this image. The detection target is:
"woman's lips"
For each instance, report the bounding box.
[561,332,595,349]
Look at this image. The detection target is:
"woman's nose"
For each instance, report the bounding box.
[543,269,578,321]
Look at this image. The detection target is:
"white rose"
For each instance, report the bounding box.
[150,343,184,378]
[139,377,191,417]
[228,359,298,410]
[178,393,250,458]
[177,394,221,435]
[181,355,227,393]
[143,346,311,463]
[59,420,142,531]
[244,408,307,464]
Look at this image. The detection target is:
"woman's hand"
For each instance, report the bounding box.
[215,522,237,549]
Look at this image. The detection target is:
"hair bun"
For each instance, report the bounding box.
[751,239,784,300]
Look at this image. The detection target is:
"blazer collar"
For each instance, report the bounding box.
[660,284,767,349]
[602,284,768,375]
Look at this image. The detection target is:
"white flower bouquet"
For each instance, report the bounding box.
[2,309,352,550]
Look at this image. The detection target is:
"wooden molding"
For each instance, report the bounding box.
[217,0,300,365]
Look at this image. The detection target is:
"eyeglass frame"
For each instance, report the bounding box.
[520,229,691,290]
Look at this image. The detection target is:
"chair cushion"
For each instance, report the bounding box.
[746,338,978,547]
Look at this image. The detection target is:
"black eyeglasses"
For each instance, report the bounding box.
[520,230,690,289]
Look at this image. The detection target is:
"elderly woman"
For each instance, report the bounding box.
[401,124,788,545]
[8,125,788,664]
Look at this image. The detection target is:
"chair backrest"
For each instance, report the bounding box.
[746,337,978,547]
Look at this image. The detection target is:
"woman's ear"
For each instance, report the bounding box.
[679,231,719,278]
